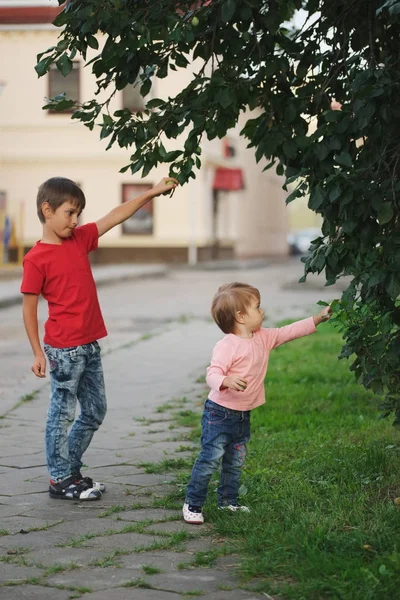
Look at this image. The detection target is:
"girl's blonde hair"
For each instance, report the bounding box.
[211,282,260,334]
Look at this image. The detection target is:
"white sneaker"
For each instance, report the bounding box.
[219,504,250,512]
[182,502,204,524]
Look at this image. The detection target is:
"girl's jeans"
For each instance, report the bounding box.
[44,342,107,482]
[185,399,251,508]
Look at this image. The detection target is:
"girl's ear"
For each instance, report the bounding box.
[235,310,245,324]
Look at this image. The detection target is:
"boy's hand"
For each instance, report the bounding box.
[151,177,179,197]
[313,305,331,326]
[32,352,46,378]
[222,376,248,391]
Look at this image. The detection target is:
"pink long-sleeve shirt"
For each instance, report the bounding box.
[206,317,317,411]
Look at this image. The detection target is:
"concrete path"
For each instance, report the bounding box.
[0,260,347,599]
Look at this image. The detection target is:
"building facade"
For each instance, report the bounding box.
[0,0,290,264]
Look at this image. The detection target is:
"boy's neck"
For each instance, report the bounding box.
[41,226,62,245]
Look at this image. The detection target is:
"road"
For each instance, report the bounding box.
[0,259,342,417]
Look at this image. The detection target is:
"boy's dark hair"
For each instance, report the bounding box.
[211,282,261,334]
[37,177,86,223]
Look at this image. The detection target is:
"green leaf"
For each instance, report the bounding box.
[334,152,352,168]
[221,0,236,22]
[216,88,233,109]
[86,34,99,50]
[146,98,165,109]
[283,140,297,159]
[284,103,296,124]
[35,56,53,77]
[377,203,394,224]
[56,53,73,77]
[308,186,325,211]
[386,273,400,299]
[140,79,152,97]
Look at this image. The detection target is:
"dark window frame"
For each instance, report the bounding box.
[121,183,154,235]
[47,62,80,114]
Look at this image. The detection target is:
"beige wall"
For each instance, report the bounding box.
[0,24,290,261]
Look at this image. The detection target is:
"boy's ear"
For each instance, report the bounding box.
[41,201,53,220]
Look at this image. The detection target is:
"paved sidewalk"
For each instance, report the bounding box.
[0,264,168,309]
[0,259,348,599]
[0,316,265,600]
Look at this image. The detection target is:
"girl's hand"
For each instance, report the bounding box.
[222,376,248,391]
[313,305,331,326]
[151,177,179,197]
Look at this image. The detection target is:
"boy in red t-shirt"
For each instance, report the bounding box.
[21,176,178,501]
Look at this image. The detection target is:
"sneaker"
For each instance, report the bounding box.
[218,503,250,512]
[49,476,102,501]
[182,502,204,524]
[76,472,106,493]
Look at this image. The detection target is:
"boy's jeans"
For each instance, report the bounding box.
[44,342,107,482]
[185,399,251,508]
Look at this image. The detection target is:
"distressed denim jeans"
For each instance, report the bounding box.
[185,399,251,508]
[44,341,107,481]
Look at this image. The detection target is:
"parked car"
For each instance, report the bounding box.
[287,228,322,256]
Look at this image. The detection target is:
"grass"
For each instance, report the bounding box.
[142,564,162,575]
[137,457,193,474]
[200,322,400,600]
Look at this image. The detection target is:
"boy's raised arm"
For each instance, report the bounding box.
[22,293,46,378]
[96,177,178,237]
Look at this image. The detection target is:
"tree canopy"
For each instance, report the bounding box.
[36,0,400,422]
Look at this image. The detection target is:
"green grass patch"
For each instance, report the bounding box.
[206,323,400,599]
[142,564,162,575]
[137,457,193,474]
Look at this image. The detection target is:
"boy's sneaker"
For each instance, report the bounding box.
[182,502,204,524]
[49,476,102,501]
[219,503,250,512]
[76,472,106,493]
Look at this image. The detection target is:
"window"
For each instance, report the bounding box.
[121,184,153,235]
[122,72,153,112]
[48,62,80,111]
[122,81,146,112]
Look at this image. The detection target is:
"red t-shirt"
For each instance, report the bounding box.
[21,222,107,348]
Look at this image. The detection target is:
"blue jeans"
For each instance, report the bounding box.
[185,399,251,508]
[44,342,107,481]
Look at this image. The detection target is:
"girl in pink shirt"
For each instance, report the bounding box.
[183,282,330,524]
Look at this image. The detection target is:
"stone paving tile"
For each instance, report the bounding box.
[77,532,165,551]
[49,517,130,537]
[0,585,72,600]
[110,509,181,522]
[144,520,196,535]
[0,454,46,469]
[147,567,237,594]
[0,530,74,550]
[80,589,183,600]
[184,537,219,553]
[0,493,48,507]
[110,474,176,486]
[0,562,45,583]
[117,550,194,571]
[22,506,96,520]
[85,465,146,478]
[18,546,113,568]
[214,554,242,570]
[0,516,63,535]
[0,504,38,518]
[47,566,158,592]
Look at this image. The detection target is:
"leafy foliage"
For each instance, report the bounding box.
[36,0,400,421]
